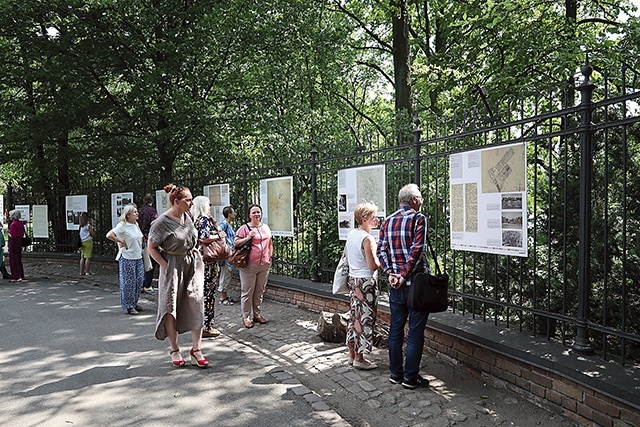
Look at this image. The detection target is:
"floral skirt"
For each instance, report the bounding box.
[346,275,377,355]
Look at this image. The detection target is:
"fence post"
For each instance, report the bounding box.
[310,147,320,282]
[242,162,249,219]
[572,63,595,354]
[413,116,422,186]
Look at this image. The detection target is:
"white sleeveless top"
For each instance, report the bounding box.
[346,228,372,279]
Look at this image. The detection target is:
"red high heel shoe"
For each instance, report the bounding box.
[190,348,209,368]
[169,348,186,367]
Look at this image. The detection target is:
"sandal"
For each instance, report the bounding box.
[243,318,254,329]
[220,298,234,306]
[253,315,267,324]
[169,348,186,368]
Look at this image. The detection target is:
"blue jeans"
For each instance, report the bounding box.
[388,285,429,381]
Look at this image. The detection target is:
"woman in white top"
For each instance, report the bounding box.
[106,204,144,315]
[345,202,381,370]
[78,212,95,275]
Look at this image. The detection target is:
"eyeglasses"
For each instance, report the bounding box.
[171,185,183,194]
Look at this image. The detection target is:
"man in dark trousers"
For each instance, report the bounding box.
[137,193,158,292]
[377,183,430,389]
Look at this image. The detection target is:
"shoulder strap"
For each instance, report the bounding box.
[425,234,442,275]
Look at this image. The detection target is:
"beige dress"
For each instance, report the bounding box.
[149,213,204,340]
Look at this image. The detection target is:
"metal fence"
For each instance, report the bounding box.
[11,62,640,366]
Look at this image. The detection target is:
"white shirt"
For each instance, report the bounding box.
[111,222,143,260]
[79,224,93,242]
[346,228,373,278]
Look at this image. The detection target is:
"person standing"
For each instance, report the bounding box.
[346,202,381,370]
[147,184,209,368]
[218,206,236,305]
[191,196,225,338]
[137,193,158,292]
[79,212,95,275]
[7,210,25,282]
[0,220,12,279]
[234,204,273,329]
[106,204,144,315]
[377,183,430,389]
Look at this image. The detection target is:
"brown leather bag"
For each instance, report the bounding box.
[200,229,231,262]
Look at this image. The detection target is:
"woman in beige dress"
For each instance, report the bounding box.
[147,184,209,368]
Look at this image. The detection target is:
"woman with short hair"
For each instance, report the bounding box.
[345,202,381,370]
[7,210,25,282]
[234,204,273,329]
[106,204,144,315]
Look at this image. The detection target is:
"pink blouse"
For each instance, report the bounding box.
[9,220,24,238]
[236,223,272,265]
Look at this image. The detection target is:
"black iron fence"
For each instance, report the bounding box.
[11,62,640,366]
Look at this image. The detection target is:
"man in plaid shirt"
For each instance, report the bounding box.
[377,183,430,389]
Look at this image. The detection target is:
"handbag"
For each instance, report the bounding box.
[142,244,153,272]
[407,234,449,313]
[332,244,349,295]
[228,224,252,268]
[199,218,232,263]
[201,238,232,262]
[21,225,31,247]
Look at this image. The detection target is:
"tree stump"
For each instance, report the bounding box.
[317,311,349,343]
[317,311,388,348]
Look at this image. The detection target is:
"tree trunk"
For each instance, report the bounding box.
[392,0,412,143]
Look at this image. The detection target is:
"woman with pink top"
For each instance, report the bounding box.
[234,204,273,329]
[7,210,25,282]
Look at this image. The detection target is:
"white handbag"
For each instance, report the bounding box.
[332,244,350,295]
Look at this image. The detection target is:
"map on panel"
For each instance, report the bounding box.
[356,167,385,210]
[481,145,526,193]
[266,177,293,235]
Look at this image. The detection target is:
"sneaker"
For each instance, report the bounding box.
[401,375,430,389]
[389,374,403,384]
[127,308,139,315]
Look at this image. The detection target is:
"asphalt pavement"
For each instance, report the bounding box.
[0,274,345,427]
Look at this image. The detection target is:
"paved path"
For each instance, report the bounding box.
[8,261,579,427]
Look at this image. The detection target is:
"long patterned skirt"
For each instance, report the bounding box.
[203,261,220,330]
[346,275,377,355]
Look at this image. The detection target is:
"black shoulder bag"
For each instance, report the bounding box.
[407,234,449,313]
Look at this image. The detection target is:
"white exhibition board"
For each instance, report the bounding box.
[337,164,386,241]
[15,204,30,222]
[449,142,528,257]
[65,195,88,230]
[155,189,170,215]
[32,205,49,238]
[111,192,134,228]
[260,176,294,237]
[203,184,230,223]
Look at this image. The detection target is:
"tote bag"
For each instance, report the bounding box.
[407,234,449,313]
[332,244,349,295]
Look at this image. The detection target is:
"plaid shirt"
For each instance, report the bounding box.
[377,205,426,280]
